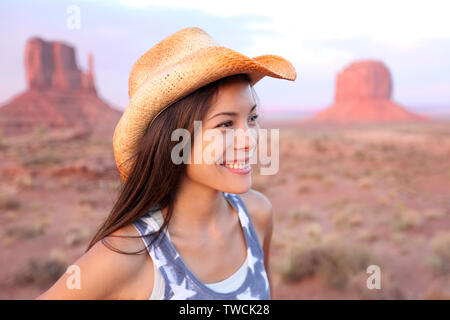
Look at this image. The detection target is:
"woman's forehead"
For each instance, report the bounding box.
[206,81,256,116]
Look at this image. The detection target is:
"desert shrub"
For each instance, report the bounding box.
[297,184,311,194]
[358,176,373,189]
[33,124,48,137]
[287,205,313,223]
[21,151,62,166]
[14,252,67,288]
[279,241,373,290]
[3,222,46,239]
[0,126,6,150]
[310,138,328,153]
[424,208,445,220]
[423,286,450,300]
[357,230,378,243]
[65,226,91,246]
[305,223,322,243]
[297,168,324,180]
[392,208,423,231]
[429,232,450,275]
[99,179,122,193]
[78,197,99,208]
[0,196,21,211]
[14,173,34,189]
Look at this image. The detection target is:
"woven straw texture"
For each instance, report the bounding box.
[113,27,297,182]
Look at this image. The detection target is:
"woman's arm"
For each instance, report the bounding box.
[37,224,152,300]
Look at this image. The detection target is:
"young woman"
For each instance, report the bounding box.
[37,27,296,300]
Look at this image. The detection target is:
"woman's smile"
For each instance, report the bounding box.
[218,157,251,175]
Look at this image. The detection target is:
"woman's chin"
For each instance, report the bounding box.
[220,181,252,194]
[213,163,253,193]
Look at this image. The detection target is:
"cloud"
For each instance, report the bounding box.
[112,0,450,69]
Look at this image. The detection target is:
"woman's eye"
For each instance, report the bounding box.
[249,114,259,123]
[217,121,233,128]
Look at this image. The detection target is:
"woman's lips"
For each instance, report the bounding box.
[219,161,251,175]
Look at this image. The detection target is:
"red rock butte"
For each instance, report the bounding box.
[310,60,428,123]
[0,37,121,136]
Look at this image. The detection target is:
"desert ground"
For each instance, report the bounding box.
[0,119,449,299]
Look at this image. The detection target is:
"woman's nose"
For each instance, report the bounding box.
[233,126,258,152]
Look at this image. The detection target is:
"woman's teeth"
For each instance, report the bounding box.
[222,162,249,169]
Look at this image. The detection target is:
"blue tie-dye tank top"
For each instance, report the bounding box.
[132,191,271,300]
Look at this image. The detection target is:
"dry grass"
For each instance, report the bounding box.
[391,208,423,231]
[287,205,314,223]
[297,184,311,194]
[348,213,363,227]
[428,232,450,275]
[356,229,378,243]
[21,150,62,167]
[2,222,47,240]
[296,168,325,181]
[305,223,322,242]
[0,196,21,211]
[13,249,68,288]
[78,197,100,208]
[423,285,450,300]
[358,176,374,189]
[423,208,445,221]
[323,198,350,210]
[64,225,91,246]
[13,173,35,189]
[310,138,328,153]
[331,210,354,229]
[277,240,374,290]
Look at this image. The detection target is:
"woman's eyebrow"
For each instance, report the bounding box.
[208,104,257,121]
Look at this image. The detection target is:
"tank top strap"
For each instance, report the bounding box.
[132,205,166,248]
[222,191,264,257]
[132,208,184,286]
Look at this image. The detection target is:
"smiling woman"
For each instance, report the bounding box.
[36,26,296,300]
[185,76,260,194]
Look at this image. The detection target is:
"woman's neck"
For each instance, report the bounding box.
[161,177,231,238]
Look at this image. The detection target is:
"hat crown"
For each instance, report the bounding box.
[128,27,218,99]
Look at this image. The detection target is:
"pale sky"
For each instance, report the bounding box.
[0,0,449,115]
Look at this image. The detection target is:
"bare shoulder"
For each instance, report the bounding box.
[105,223,149,253]
[37,223,153,300]
[239,189,273,241]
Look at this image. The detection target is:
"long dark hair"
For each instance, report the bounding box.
[86,73,259,255]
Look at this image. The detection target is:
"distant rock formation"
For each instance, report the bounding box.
[0,37,121,136]
[25,37,96,93]
[311,60,428,123]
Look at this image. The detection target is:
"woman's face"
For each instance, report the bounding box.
[185,78,259,194]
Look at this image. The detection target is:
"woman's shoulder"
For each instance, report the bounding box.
[239,189,273,222]
[37,223,154,300]
[86,224,155,299]
[238,189,273,245]
[106,223,151,253]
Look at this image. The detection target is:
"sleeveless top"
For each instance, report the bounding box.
[148,210,249,299]
[132,191,271,300]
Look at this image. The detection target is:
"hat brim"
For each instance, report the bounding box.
[113,45,297,182]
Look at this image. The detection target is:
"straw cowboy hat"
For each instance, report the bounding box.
[113,26,297,183]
